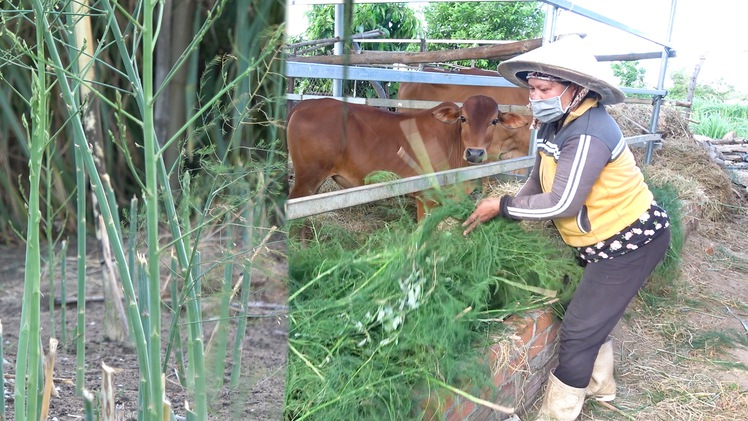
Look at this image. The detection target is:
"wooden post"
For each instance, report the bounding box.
[685,54,706,121]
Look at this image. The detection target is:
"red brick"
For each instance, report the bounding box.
[528,329,552,360]
[420,389,452,420]
[419,308,561,420]
[447,398,477,421]
[533,310,557,333]
[516,322,536,346]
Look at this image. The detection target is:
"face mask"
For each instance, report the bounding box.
[529,84,571,123]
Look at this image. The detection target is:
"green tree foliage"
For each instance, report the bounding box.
[304,4,421,52]
[666,69,748,139]
[611,61,646,88]
[422,2,544,69]
[297,4,420,98]
[667,69,733,101]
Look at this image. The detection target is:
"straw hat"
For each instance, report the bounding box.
[498,35,625,105]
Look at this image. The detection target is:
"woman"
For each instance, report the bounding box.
[462,35,671,421]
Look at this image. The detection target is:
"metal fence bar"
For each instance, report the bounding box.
[285,94,675,110]
[286,157,534,220]
[540,0,675,50]
[286,62,520,87]
[625,134,662,147]
[285,94,533,113]
[286,62,669,96]
[285,133,660,220]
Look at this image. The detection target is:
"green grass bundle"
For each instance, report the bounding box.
[641,180,685,299]
[285,198,583,420]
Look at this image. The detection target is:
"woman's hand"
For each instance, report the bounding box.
[462,197,502,236]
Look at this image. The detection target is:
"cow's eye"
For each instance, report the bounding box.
[460,115,466,122]
[491,118,499,125]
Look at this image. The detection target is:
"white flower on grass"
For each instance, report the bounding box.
[375,305,393,324]
[388,315,403,332]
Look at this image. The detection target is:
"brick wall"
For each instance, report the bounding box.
[425,308,561,420]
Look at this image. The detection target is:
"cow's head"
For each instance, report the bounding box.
[429,95,507,164]
[431,95,529,165]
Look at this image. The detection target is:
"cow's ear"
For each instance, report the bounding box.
[498,112,530,129]
[432,103,460,124]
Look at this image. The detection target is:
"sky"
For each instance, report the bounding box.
[286,0,748,94]
[553,0,748,94]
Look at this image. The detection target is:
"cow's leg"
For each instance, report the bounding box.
[288,167,330,243]
[416,193,440,222]
[416,199,426,222]
[288,167,328,199]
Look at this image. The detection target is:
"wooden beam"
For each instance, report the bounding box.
[596,50,677,62]
[287,38,543,66]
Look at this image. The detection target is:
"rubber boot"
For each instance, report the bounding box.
[586,340,616,402]
[535,371,586,421]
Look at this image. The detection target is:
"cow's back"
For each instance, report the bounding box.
[397,67,529,112]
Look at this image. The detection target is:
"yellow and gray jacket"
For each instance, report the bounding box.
[498,99,653,247]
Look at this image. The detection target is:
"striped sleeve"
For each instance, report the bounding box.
[515,149,542,197]
[502,135,611,221]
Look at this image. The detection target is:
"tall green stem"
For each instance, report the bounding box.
[74,128,87,395]
[142,1,164,418]
[60,240,69,349]
[30,0,151,406]
[46,150,56,340]
[15,6,48,418]
[98,2,209,415]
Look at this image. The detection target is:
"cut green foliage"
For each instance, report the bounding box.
[688,329,748,358]
[286,198,583,419]
[643,181,685,298]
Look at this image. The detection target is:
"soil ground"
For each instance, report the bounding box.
[1,236,288,421]
[543,211,748,420]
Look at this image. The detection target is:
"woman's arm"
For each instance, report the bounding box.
[504,134,611,220]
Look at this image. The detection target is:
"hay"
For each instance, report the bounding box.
[640,136,737,227]
[609,103,740,230]
[608,103,692,139]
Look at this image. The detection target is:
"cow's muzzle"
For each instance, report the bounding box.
[464,148,487,164]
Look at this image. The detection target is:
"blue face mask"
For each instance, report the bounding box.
[529,84,571,123]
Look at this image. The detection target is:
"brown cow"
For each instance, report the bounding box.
[287,95,517,220]
[398,66,532,160]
